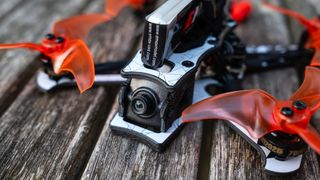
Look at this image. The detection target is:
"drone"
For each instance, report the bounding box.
[0,0,318,175]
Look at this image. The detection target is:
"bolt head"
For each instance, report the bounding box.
[45,33,55,40]
[55,37,65,43]
[182,60,194,67]
[293,101,307,110]
[281,107,294,117]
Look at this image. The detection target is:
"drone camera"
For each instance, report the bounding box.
[119,73,195,132]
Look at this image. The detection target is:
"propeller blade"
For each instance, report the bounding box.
[50,39,95,93]
[0,43,45,53]
[290,66,320,112]
[289,124,320,154]
[182,89,279,138]
[263,3,317,34]
[264,3,320,66]
[53,14,110,40]
[106,0,145,17]
[310,47,320,67]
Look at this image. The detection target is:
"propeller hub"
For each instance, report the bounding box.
[42,35,66,53]
[45,33,55,40]
[56,37,65,44]
[293,100,307,110]
[273,101,312,134]
[280,107,294,117]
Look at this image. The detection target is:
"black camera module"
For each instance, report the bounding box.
[110,0,218,151]
[130,88,158,118]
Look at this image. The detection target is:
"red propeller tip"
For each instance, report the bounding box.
[231,0,252,23]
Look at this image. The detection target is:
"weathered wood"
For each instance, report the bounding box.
[82,1,205,179]
[0,0,94,118]
[0,1,143,179]
[283,0,320,178]
[306,0,320,13]
[82,0,320,179]
[82,101,203,180]
[0,0,26,23]
[208,0,320,179]
[282,0,320,43]
[0,0,319,179]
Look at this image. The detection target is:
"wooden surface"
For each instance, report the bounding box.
[0,0,319,179]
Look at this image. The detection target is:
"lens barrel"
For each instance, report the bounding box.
[130,88,158,118]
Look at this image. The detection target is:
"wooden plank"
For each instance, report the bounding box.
[82,1,205,180]
[282,0,320,43]
[208,0,320,179]
[0,0,26,23]
[0,0,94,117]
[307,0,320,13]
[283,0,320,175]
[282,0,320,106]
[82,101,203,180]
[0,1,143,179]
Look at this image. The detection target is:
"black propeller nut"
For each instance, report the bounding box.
[56,37,65,44]
[281,107,294,117]
[293,100,307,110]
[45,33,55,40]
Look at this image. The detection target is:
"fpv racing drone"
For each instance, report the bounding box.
[0,0,318,176]
[110,0,316,175]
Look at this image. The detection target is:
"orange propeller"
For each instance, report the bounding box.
[264,3,320,66]
[106,0,147,17]
[0,0,149,93]
[0,19,98,93]
[182,66,320,154]
[54,0,149,40]
[53,14,111,41]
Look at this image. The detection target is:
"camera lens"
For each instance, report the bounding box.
[132,98,147,115]
[131,88,158,118]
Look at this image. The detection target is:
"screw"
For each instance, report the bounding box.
[207,40,215,45]
[182,60,194,67]
[55,37,65,43]
[45,33,55,40]
[281,107,294,117]
[293,100,307,110]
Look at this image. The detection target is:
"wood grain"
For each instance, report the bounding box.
[0,0,143,179]
[208,0,320,179]
[82,1,205,180]
[283,0,320,176]
[82,101,203,180]
[282,0,320,43]
[0,0,319,179]
[0,0,94,117]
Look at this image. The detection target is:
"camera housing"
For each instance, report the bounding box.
[119,66,195,132]
[120,32,217,130]
[110,35,217,151]
[110,0,219,151]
